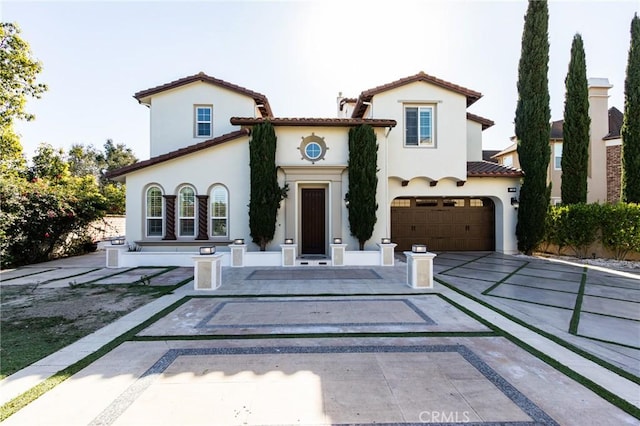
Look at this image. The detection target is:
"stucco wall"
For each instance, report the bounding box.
[148,82,257,157]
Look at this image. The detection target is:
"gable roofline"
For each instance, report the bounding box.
[351,71,483,118]
[106,129,250,180]
[467,161,523,177]
[604,106,623,140]
[230,117,397,128]
[466,112,494,130]
[134,72,273,117]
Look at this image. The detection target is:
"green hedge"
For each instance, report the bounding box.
[542,203,640,260]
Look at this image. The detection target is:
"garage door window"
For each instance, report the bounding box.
[443,199,464,207]
[416,198,438,207]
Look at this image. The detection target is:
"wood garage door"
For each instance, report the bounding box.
[391,197,495,251]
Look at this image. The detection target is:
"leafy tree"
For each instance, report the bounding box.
[248,121,287,250]
[30,142,69,181]
[0,23,47,127]
[101,139,137,183]
[347,124,378,250]
[68,143,103,179]
[0,124,27,178]
[622,13,640,203]
[561,34,590,204]
[514,0,551,254]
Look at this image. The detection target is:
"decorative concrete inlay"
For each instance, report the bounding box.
[441,266,511,283]
[148,267,193,286]
[584,283,640,302]
[503,274,582,293]
[487,284,578,310]
[0,267,57,282]
[39,268,130,288]
[137,296,491,336]
[196,298,436,329]
[581,295,640,321]
[92,267,168,285]
[246,268,382,280]
[577,312,640,349]
[89,345,558,426]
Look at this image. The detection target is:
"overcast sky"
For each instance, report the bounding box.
[3,0,638,160]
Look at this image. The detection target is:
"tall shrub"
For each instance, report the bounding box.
[600,203,640,260]
[248,121,287,250]
[622,14,640,203]
[561,34,590,204]
[515,0,551,254]
[347,124,378,250]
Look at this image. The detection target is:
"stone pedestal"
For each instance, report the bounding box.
[229,243,246,267]
[193,254,223,290]
[405,251,437,288]
[106,245,128,268]
[280,244,298,267]
[378,243,398,266]
[330,243,347,266]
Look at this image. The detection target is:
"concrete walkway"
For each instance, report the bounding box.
[1,251,638,425]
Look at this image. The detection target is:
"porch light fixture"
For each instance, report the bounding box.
[333,237,342,244]
[284,238,294,244]
[381,237,391,244]
[411,244,427,253]
[111,237,125,245]
[511,197,519,208]
[233,238,245,245]
[199,246,216,255]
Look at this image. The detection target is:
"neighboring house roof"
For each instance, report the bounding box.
[339,98,357,111]
[550,119,563,140]
[492,142,517,158]
[482,150,500,163]
[351,71,483,118]
[467,161,523,177]
[604,106,624,140]
[230,117,397,128]
[106,129,250,180]
[467,112,494,130]
[134,72,273,117]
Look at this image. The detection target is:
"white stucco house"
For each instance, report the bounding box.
[107,71,522,263]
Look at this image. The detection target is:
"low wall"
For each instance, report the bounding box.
[538,242,640,261]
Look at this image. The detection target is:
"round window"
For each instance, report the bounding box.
[305,142,322,160]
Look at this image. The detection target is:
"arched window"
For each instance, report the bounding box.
[146,186,163,237]
[210,186,228,237]
[178,186,196,236]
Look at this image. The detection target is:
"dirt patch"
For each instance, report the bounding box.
[0,283,168,378]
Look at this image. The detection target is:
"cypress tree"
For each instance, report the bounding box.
[622,13,640,203]
[514,0,551,254]
[249,121,286,250]
[347,124,378,250]
[561,33,590,204]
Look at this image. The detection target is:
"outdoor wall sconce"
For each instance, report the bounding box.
[111,237,125,245]
[381,237,392,244]
[412,244,428,253]
[511,197,520,208]
[233,238,245,244]
[284,238,294,244]
[333,237,342,244]
[199,246,216,255]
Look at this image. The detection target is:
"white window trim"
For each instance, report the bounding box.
[404,104,436,148]
[178,185,196,237]
[194,105,213,138]
[145,186,164,238]
[210,185,229,238]
[554,143,563,170]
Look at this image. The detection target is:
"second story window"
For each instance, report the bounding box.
[405,106,435,147]
[195,105,212,138]
[554,143,563,170]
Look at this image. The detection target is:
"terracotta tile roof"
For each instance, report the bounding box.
[106,129,250,180]
[604,106,623,140]
[134,72,273,117]
[230,117,397,128]
[467,112,494,130]
[467,161,523,177]
[352,71,483,118]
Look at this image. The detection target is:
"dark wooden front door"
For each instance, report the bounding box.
[301,188,325,254]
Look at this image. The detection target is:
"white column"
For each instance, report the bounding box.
[280,244,298,267]
[378,243,397,266]
[229,243,246,267]
[330,243,347,266]
[405,251,437,288]
[192,254,223,290]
